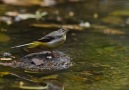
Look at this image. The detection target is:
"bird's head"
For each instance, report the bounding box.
[58,28,69,35]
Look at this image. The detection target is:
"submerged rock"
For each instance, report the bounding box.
[0,51,72,73]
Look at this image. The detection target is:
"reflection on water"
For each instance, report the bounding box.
[1,0,129,90]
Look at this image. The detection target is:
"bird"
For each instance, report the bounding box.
[11,28,69,55]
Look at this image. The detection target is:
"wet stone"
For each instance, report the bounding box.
[13,51,72,73]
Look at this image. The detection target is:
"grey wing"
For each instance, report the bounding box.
[38,36,55,42]
[38,35,62,42]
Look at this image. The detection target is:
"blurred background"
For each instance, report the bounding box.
[0,0,129,90]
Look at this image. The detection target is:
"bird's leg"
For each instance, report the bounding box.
[49,49,55,57]
[47,48,59,58]
[49,49,61,58]
[44,47,54,57]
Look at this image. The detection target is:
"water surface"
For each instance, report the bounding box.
[1,0,129,90]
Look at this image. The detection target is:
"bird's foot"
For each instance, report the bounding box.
[46,52,60,58]
[52,52,61,58]
[45,52,55,59]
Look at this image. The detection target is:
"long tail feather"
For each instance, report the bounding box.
[11,43,34,48]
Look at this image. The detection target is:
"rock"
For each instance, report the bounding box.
[31,58,44,66]
[10,51,73,73]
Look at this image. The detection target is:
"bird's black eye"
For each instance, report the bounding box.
[58,28,68,33]
[61,28,65,32]
[61,28,69,32]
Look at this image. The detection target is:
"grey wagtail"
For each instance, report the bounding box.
[11,28,69,55]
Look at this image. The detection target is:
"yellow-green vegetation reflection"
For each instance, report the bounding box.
[0,33,10,42]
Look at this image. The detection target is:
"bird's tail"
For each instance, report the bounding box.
[11,42,34,49]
